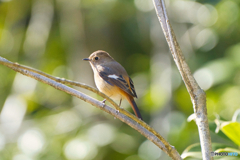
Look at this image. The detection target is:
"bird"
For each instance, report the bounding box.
[83,50,143,120]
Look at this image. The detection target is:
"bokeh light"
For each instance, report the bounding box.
[138,140,162,160]
[194,68,214,90]
[87,123,115,146]
[64,139,98,160]
[18,129,45,156]
[1,95,26,134]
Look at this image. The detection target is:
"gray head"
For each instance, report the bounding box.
[83,50,115,65]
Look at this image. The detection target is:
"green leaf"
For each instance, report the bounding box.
[215,147,240,154]
[181,143,202,159]
[221,122,240,146]
[209,121,230,141]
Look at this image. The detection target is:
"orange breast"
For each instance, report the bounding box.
[94,72,123,101]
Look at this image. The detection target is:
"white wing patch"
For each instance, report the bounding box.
[108,74,119,79]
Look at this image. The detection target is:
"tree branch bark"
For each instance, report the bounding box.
[152,0,213,160]
[0,56,182,160]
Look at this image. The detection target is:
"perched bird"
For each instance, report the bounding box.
[83,50,142,120]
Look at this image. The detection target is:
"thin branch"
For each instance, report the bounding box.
[10,62,121,109]
[5,60,147,127]
[0,56,182,160]
[153,0,213,160]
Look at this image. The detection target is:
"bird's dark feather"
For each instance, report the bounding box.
[99,70,137,98]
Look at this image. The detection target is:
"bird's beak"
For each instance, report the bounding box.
[83,58,90,61]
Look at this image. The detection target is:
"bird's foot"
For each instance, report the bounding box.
[102,99,106,107]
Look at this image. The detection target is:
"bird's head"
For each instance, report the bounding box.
[83,50,114,65]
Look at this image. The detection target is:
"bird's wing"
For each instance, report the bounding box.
[99,71,137,98]
[129,77,137,98]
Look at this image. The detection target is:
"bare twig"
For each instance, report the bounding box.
[0,56,182,160]
[153,0,212,159]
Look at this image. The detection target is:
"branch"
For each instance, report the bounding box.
[0,56,182,160]
[153,0,213,160]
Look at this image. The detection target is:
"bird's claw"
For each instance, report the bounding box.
[102,99,106,103]
[102,99,106,107]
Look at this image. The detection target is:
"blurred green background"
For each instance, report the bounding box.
[0,0,240,159]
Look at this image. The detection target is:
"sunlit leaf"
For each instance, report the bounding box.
[221,122,240,146]
[209,122,230,141]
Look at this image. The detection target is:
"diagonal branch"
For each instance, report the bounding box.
[0,56,182,160]
[153,0,213,159]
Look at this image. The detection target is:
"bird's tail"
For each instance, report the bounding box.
[126,96,143,120]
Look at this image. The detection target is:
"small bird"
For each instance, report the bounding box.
[83,50,143,120]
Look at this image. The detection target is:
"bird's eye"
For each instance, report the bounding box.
[95,57,99,60]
